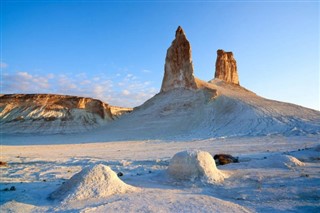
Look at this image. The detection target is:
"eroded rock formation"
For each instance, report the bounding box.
[160,26,197,92]
[0,94,113,120]
[215,49,239,85]
[0,94,132,134]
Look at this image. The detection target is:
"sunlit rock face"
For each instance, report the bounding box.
[215,49,239,85]
[0,94,113,120]
[160,26,197,92]
[0,94,132,134]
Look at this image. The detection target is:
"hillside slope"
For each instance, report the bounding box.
[0,94,132,134]
[92,79,320,141]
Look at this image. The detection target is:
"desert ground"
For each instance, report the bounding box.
[1,135,319,212]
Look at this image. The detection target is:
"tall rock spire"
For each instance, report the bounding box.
[214,49,240,85]
[160,26,197,92]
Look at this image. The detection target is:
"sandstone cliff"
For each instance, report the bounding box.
[0,94,132,134]
[215,49,239,85]
[160,26,197,92]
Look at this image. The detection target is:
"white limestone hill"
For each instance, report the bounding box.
[0,94,132,134]
[90,78,320,141]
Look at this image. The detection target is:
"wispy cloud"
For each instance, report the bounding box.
[0,62,8,69]
[142,69,152,73]
[2,72,50,93]
[2,71,158,107]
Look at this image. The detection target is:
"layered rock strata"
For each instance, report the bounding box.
[215,49,239,85]
[161,26,197,92]
[0,94,113,121]
[0,94,132,134]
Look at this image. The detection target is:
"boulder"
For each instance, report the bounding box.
[168,150,224,183]
[214,154,239,165]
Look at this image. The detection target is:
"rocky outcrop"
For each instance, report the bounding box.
[0,94,132,134]
[160,26,197,92]
[110,106,133,118]
[0,94,113,120]
[215,49,239,85]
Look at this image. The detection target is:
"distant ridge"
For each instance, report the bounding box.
[0,94,132,134]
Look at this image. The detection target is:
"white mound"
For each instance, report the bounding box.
[168,150,225,183]
[49,164,138,202]
[248,155,305,169]
[0,201,46,213]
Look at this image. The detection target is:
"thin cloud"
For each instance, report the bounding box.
[2,71,158,107]
[2,71,50,93]
[0,62,8,69]
[142,69,152,73]
[122,89,130,96]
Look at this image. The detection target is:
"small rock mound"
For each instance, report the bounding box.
[0,201,46,213]
[168,150,224,183]
[249,155,305,169]
[49,164,138,202]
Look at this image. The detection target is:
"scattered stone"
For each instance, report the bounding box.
[117,172,124,177]
[2,186,16,191]
[0,161,8,167]
[161,26,197,92]
[214,154,239,166]
[215,49,239,85]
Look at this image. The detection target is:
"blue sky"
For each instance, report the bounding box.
[1,1,319,109]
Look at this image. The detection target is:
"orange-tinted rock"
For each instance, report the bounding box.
[160,26,197,92]
[0,94,113,120]
[215,49,239,85]
[0,94,133,134]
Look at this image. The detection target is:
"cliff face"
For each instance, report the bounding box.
[0,94,113,120]
[160,26,197,92]
[0,94,132,134]
[215,49,239,85]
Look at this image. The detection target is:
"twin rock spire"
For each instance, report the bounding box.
[161,26,239,92]
[161,26,197,92]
